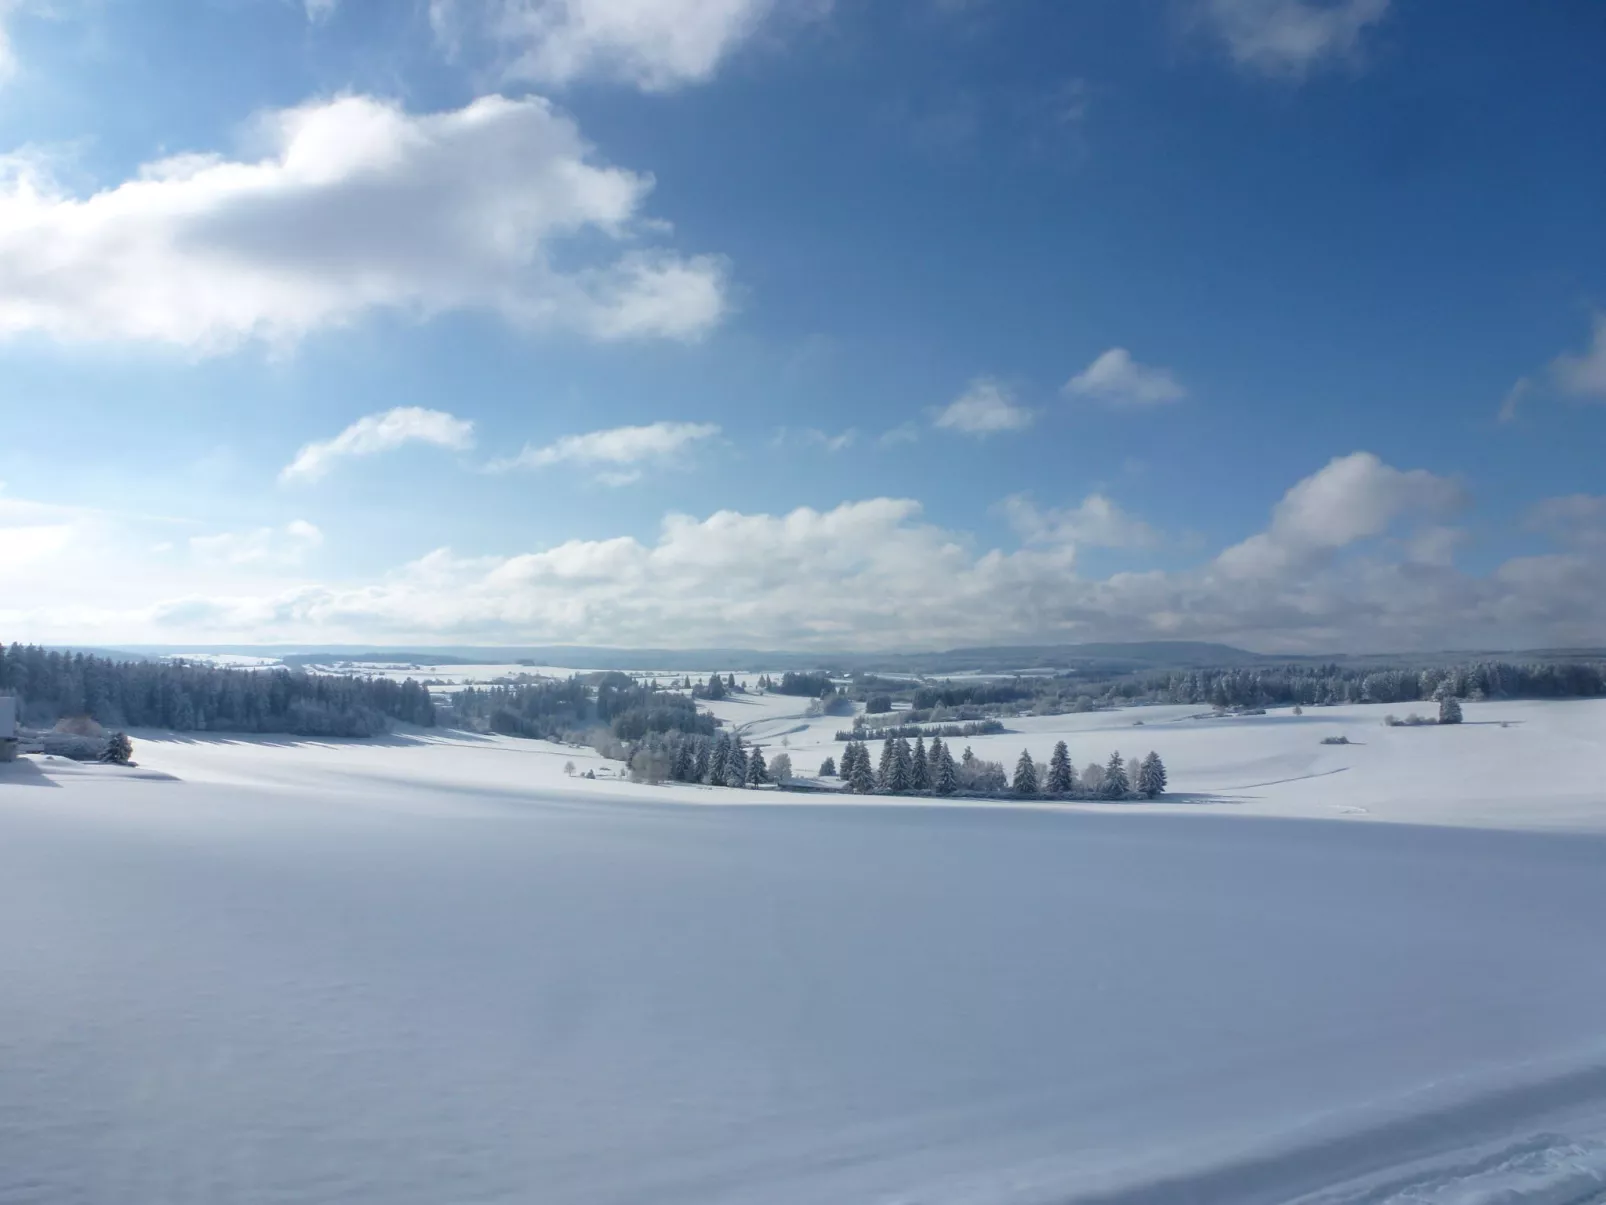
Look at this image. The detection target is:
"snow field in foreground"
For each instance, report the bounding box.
[2,698,1606,1203]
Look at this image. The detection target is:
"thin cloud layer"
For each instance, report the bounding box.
[432,0,776,91]
[488,421,720,483]
[1198,0,1391,78]
[934,379,1034,435]
[282,408,476,483]
[1553,313,1606,400]
[1064,348,1187,408]
[0,94,728,351]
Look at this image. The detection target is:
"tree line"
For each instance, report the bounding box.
[0,644,436,737]
[822,736,1167,800]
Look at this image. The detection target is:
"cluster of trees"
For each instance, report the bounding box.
[0,644,435,736]
[692,674,745,700]
[770,671,836,697]
[836,718,1004,742]
[823,735,1168,801]
[449,675,713,743]
[620,729,792,787]
[1114,661,1606,709]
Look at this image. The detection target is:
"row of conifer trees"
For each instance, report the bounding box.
[820,735,1167,799]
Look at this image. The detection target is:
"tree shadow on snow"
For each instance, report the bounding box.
[0,758,63,788]
[129,727,489,752]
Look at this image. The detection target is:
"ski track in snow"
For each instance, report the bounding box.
[3,696,1606,1203]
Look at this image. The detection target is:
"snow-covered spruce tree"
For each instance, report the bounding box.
[910,736,930,791]
[1013,749,1039,796]
[1137,752,1167,798]
[1438,694,1463,725]
[1102,752,1129,799]
[101,732,133,765]
[877,737,897,792]
[747,746,769,785]
[726,744,748,788]
[709,734,731,785]
[1047,740,1074,795]
[849,744,876,793]
[671,741,694,782]
[693,741,711,783]
[927,735,945,783]
[819,755,837,777]
[889,737,914,793]
[935,742,958,795]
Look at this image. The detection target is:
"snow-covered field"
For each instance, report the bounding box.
[3,699,1606,1203]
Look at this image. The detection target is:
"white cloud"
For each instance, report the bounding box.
[1064,348,1187,408]
[933,378,1034,435]
[0,93,728,352]
[1552,313,1606,400]
[1198,0,1390,78]
[1215,451,1463,577]
[304,0,338,22]
[1001,493,1159,549]
[281,407,476,484]
[6,456,1605,655]
[774,426,857,453]
[489,420,720,477]
[1528,494,1606,550]
[431,0,776,91]
[190,521,323,568]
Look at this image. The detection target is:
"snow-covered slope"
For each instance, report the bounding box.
[3,702,1606,1204]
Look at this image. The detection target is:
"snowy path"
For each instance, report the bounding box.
[4,757,1606,1203]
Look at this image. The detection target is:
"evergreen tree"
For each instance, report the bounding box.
[910,736,930,791]
[927,735,945,784]
[934,742,958,795]
[1047,740,1075,794]
[888,737,913,793]
[849,744,876,794]
[962,745,975,766]
[671,741,694,782]
[693,740,711,783]
[725,744,748,787]
[709,733,731,784]
[1013,749,1039,796]
[1137,752,1167,798]
[747,746,769,785]
[101,732,133,765]
[704,674,726,700]
[877,737,897,791]
[1102,751,1129,799]
[819,755,837,777]
[1438,694,1463,724]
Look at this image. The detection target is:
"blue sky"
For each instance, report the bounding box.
[1,0,1603,652]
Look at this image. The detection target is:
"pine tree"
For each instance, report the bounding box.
[927,735,945,783]
[726,744,748,787]
[671,741,694,782]
[747,746,769,785]
[1013,749,1039,796]
[1102,751,1129,799]
[910,736,930,791]
[849,743,876,793]
[709,734,731,785]
[934,742,958,795]
[1047,740,1074,794]
[693,741,711,783]
[1137,752,1167,798]
[888,737,913,793]
[819,755,837,777]
[877,737,896,792]
[1438,694,1463,724]
[101,732,133,765]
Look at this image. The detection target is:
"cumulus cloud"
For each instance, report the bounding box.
[190,521,324,568]
[1064,348,1187,408]
[431,0,776,91]
[1197,0,1390,78]
[1215,451,1463,577]
[282,407,476,483]
[933,379,1034,435]
[0,93,728,352]
[1552,313,1606,400]
[488,420,720,481]
[1000,493,1159,549]
[6,456,1604,654]
[1528,494,1606,549]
